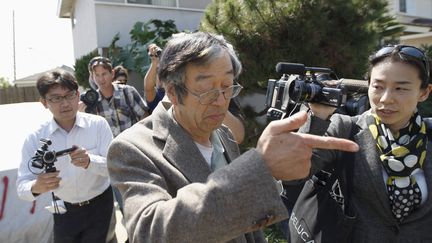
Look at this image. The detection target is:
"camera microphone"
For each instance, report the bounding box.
[276,62,305,75]
[276,62,333,75]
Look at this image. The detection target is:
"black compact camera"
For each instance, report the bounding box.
[80,89,99,112]
[265,62,369,121]
[147,46,162,57]
[31,139,76,173]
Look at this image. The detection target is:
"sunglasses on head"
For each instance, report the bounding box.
[89,57,112,67]
[374,45,430,78]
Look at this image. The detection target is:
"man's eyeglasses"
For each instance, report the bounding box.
[374,45,430,77]
[45,91,77,103]
[184,84,243,105]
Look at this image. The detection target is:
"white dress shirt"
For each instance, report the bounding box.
[16,112,113,203]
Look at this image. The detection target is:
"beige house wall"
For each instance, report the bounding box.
[400,34,432,47]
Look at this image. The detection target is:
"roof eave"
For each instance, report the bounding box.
[57,0,75,18]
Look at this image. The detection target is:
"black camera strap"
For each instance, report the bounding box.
[122,86,138,124]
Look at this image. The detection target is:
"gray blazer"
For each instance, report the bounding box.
[302,110,432,243]
[107,101,288,243]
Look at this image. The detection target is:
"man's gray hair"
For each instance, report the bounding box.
[158,32,242,104]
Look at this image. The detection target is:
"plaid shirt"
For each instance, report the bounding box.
[88,84,148,137]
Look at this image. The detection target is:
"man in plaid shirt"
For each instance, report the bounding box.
[82,56,149,137]
[79,57,149,241]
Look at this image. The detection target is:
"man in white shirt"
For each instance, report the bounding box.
[16,70,114,243]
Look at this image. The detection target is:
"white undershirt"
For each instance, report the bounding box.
[194,131,226,169]
[195,142,213,167]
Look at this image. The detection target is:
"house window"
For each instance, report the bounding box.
[127,0,176,7]
[399,0,406,13]
[152,0,176,7]
[128,0,151,3]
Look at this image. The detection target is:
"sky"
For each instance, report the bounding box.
[0,0,75,84]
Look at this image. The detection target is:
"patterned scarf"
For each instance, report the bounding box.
[367,112,428,222]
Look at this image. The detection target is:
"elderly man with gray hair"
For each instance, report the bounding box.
[107,32,358,243]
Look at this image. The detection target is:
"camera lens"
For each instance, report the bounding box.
[80,89,99,107]
[289,80,322,102]
[85,90,98,103]
[156,48,162,56]
[43,151,56,164]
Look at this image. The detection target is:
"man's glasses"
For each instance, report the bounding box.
[184,84,243,105]
[45,91,77,103]
[374,45,430,77]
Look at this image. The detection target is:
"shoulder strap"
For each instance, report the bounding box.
[424,117,432,139]
[322,116,357,202]
[122,86,138,123]
[343,117,358,205]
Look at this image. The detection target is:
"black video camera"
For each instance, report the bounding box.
[31,139,76,173]
[80,89,99,112]
[265,62,369,121]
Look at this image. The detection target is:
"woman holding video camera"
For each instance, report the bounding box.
[301,44,432,242]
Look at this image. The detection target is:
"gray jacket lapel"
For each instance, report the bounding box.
[152,102,211,183]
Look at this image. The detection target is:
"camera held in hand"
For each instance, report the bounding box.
[80,89,99,112]
[147,46,162,57]
[31,139,75,214]
[265,62,369,121]
[31,139,76,173]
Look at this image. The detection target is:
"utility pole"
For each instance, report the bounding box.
[12,10,16,83]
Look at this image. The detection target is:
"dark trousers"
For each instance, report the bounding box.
[53,186,114,243]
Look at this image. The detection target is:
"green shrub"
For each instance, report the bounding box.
[74,51,98,89]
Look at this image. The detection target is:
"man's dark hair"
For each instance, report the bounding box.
[36,70,78,98]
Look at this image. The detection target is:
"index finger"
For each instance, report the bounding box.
[301,133,359,152]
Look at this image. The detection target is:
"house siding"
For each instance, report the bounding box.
[72,0,98,58]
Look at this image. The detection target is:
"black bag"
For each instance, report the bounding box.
[288,124,357,243]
